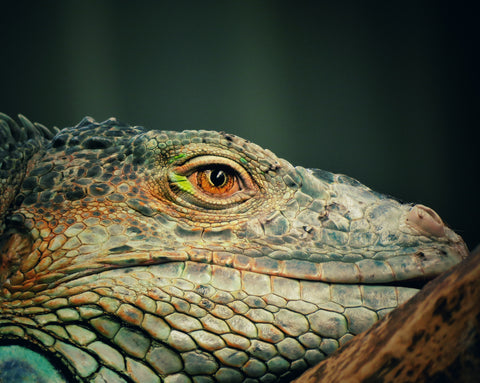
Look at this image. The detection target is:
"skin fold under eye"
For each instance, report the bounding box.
[168,155,258,209]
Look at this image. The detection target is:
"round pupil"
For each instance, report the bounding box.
[209,169,227,187]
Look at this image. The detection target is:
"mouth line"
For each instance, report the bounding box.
[45,251,437,293]
[376,276,435,290]
[27,242,462,294]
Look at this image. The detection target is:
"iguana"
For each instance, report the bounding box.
[0,114,468,382]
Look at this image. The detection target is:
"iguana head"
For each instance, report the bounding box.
[0,115,468,382]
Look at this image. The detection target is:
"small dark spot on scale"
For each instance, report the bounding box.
[416,251,425,259]
[269,164,281,172]
[127,227,141,234]
[303,225,314,234]
[318,211,329,221]
[109,245,134,253]
[199,297,214,309]
[385,234,398,242]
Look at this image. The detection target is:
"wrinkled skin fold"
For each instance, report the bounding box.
[0,114,468,382]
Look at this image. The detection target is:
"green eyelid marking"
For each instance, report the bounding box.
[168,153,187,164]
[169,173,195,194]
[240,157,248,164]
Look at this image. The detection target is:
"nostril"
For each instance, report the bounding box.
[406,204,446,237]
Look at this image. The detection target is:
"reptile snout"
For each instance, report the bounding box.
[406,204,446,237]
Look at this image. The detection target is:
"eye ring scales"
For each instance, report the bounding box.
[168,155,258,210]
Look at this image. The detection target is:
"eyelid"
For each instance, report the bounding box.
[168,155,258,210]
[173,155,255,189]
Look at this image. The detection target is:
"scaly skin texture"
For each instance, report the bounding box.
[0,114,468,382]
[294,248,480,383]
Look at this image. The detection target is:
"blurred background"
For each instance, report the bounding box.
[1,1,477,249]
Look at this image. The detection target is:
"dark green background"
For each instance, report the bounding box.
[1,1,477,249]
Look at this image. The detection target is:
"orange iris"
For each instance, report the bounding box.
[191,168,240,196]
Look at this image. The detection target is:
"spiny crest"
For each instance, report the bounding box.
[0,113,59,147]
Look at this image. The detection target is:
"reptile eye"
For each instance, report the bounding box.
[192,166,238,196]
[169,155,257,209]
[206,169,227,187]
